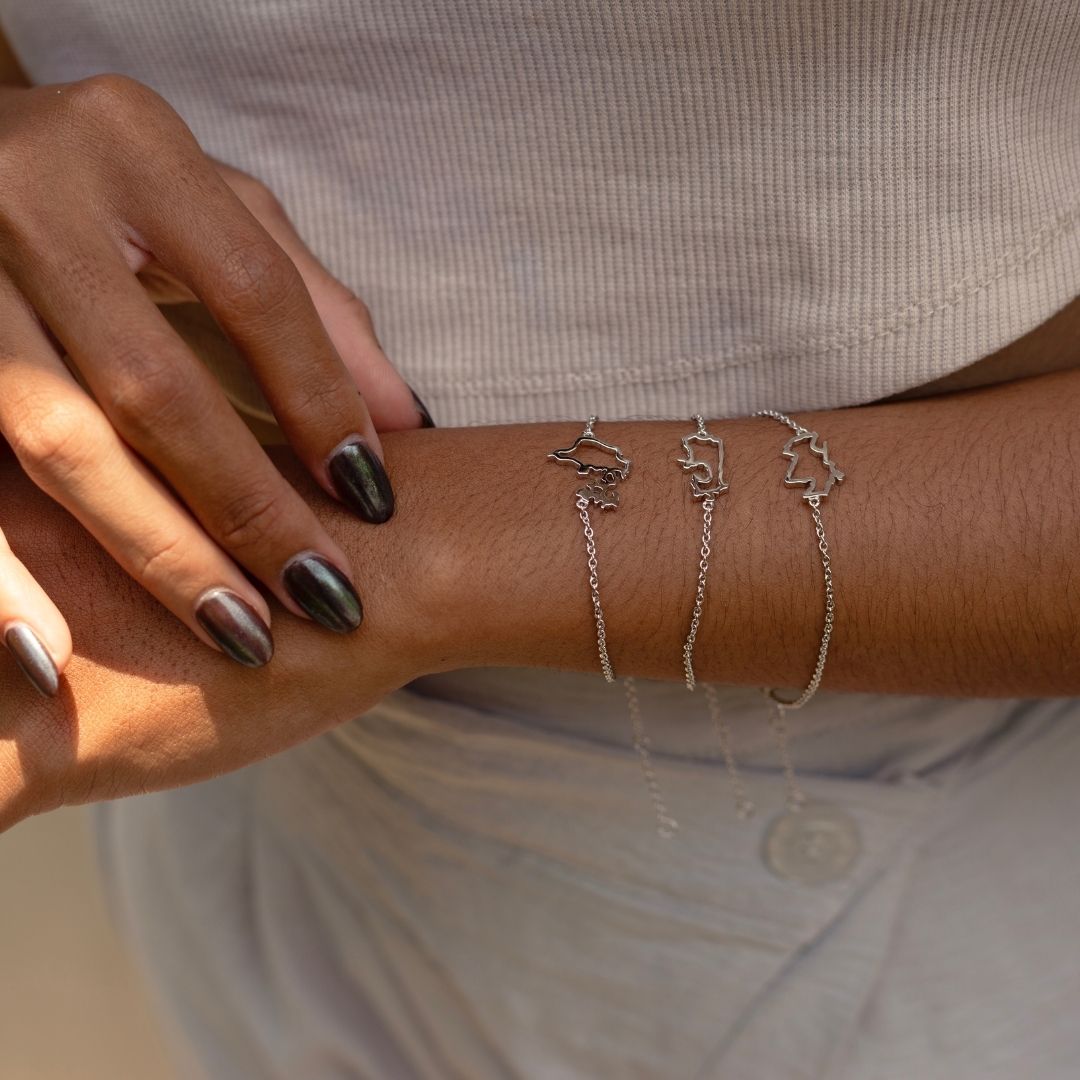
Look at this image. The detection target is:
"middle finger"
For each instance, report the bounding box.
[9,233,366,634]
[132,164,397,524]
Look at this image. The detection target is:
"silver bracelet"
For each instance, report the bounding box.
[677,416,755,821]
[753,409,846,813]
[550,417,678,838]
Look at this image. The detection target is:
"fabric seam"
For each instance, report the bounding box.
[418,197,1080,397]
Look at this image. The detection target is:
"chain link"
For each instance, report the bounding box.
[752,408,805,434]
[767,496,834,711]
[577,494,614,682]
[624,676,679,838]
[682,495,714,691]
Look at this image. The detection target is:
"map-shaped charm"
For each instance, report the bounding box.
[676,426,729,501]
[549,419,631,511]
[782,429,844,500]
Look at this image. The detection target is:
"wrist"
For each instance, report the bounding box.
[311,431,477,685]
[375,428,522,676]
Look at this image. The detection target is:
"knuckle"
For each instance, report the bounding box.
[62,73,166,127]
[289,374,354,427]
[215,485,290,553]
[9,397,97,487]
[336,286,376,331]
[215,237,302,316]
[0,75,185,225]
[101,344,193,436]
[130,531,187,584]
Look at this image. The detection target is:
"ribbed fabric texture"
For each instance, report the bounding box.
[3,1,1080,425]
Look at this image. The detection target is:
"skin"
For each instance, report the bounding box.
[0,33,1077,830]
[1,346,1079,830]
[883,292,1080,401]
[0,70,420,677]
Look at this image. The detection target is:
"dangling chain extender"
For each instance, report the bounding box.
[550,417,678,837]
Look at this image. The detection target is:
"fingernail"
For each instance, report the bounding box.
[327,437,395,524]
[409,387,436,428]
[3,623,60,697]
[195,589,274,668]
[282,554,363,634]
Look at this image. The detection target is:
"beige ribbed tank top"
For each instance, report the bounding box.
[3,1,1079,428]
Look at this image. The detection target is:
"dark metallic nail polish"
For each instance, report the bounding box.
[4,623,59,697]
[409,387,436,428]
[195,589,274,668]
[283,554,364,634]
[328,438,395,524]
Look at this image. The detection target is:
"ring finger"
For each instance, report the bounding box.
[0,289,278,666]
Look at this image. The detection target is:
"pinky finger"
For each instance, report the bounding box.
[0,527,72,697]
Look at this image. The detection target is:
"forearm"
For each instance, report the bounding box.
[4,364,1079,735]
[407,368,1080,697]
[3,365,1077,824]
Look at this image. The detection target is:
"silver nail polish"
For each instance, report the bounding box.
[4,622,60,697]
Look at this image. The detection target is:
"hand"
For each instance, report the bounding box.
[0,75,427,693]
[0,445,430,830]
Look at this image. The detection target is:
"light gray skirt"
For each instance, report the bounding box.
[92,671,1080,1079]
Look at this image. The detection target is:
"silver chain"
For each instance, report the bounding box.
[576,494,614,682]
[581,492,677,835]
[752,408,844,814]
[555,418,676,838]
[767,496,835,710]
[625,676,680,838]
[677,415,755,821]
[763,496,832,812]
[753,408,803,433]
[682,495,714,691]
[702,683,756,820]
